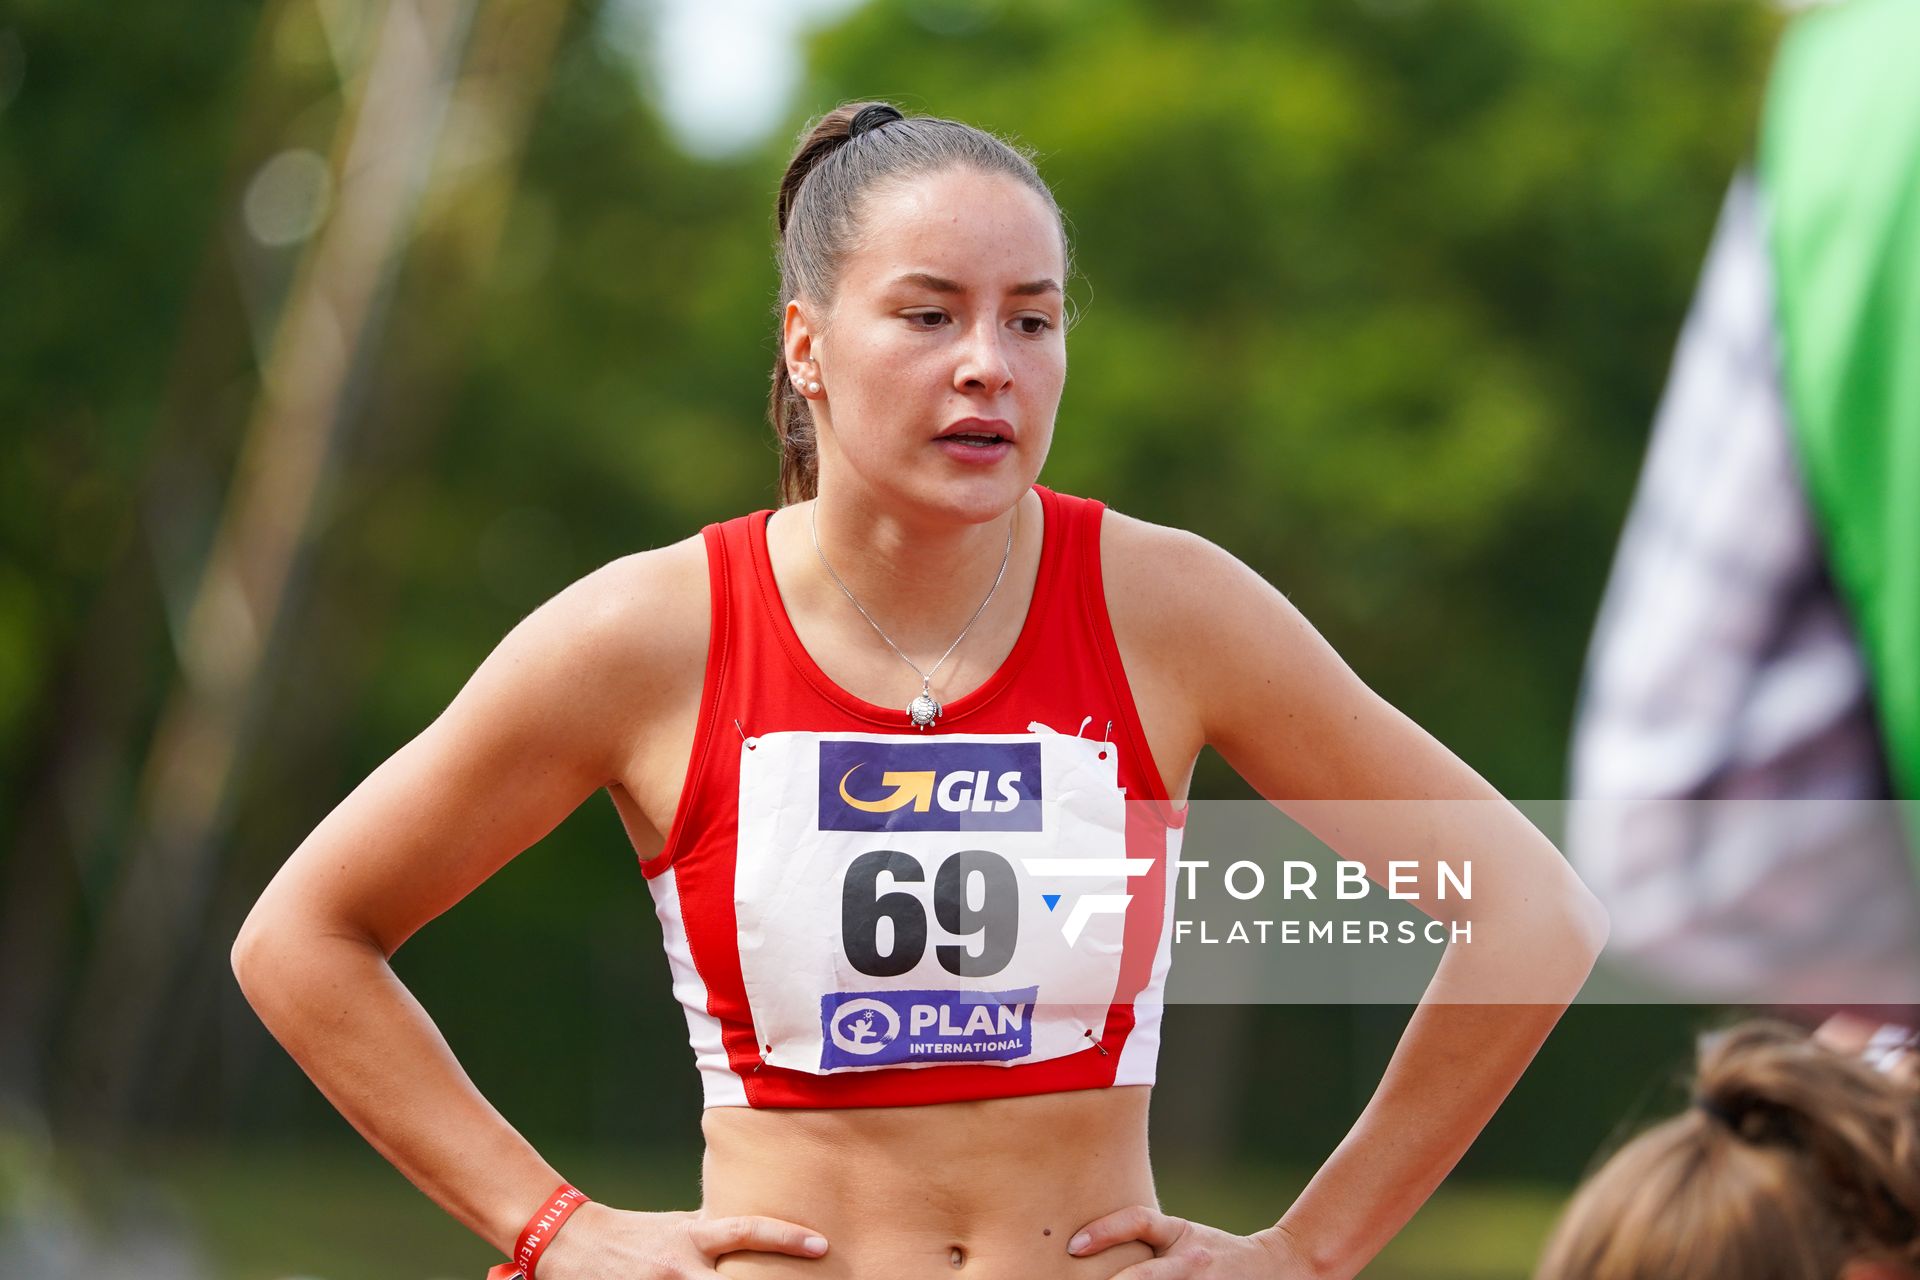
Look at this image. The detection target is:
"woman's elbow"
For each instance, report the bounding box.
[1564,881,1612,960]
[229,896,322,997]
[230,904,282,998]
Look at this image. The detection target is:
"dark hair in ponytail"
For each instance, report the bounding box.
[1534,1019,1920,1280]
[767,100,1071,505]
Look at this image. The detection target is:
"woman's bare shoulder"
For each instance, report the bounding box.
[456,531,715,781]
[1095,506,1224,644]
[559,531,713,713]
[1095,505,1205,562]
[1095,506,1282,645]
[460,530,717,819]
[1094,505,1313,752]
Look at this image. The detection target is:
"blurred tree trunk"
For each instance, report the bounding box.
[0,0,302,1128]
[6,0,571,1137]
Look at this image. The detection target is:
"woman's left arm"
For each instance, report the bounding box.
[1069,519,1610,1280]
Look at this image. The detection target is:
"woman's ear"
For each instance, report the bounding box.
[783,300,820,369]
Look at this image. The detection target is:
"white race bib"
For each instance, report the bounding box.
[734,727,1146,1074]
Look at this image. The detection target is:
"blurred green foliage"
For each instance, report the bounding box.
[0,0,1776,1262]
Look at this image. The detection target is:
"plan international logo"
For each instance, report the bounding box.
[818,740,1043,832]
[818,986,1038,1069]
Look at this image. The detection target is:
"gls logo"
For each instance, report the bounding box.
[837,767,1024,815]
[818,740,1042,832]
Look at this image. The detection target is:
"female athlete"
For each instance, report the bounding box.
[1534,1017,1919,1279]
[233,101,1610,1280]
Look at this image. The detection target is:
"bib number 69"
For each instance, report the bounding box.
[842,848,1019,978]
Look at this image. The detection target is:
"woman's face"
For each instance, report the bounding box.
[789,166,1068,523]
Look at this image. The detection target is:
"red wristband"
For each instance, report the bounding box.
[487,1183,589,1280]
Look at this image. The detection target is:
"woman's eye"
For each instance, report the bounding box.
[906,311,947,328]
[1017,316,1054,335]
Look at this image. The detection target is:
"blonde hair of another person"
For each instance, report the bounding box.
[1534,1019,1920,1280]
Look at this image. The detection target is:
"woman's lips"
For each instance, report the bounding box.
[934,436,1014,464]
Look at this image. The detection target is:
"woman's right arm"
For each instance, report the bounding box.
[229,540,828,1274]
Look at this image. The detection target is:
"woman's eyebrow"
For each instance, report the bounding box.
[887,271,1062,297]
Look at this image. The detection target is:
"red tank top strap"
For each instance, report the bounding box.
[1038,487,1189,828]
[635,518,736,880]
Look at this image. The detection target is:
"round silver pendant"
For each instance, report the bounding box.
[907,692,941,729]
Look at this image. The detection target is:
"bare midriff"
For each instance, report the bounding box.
[702,1084,1158,1279]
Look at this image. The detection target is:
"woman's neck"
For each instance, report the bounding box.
[773,486,1038,660]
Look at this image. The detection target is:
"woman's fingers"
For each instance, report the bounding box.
[1813,1012,1880,1054]
[1109,1246,1215,1277]
[1860,1023,1920,1080]
[1068,1204,1189,1256]
[688,1214,829,1260]
[1817,1015,1920,1085]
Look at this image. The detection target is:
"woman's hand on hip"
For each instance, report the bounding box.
[536,1202,829,1278]
[1067,1204,1323,1278]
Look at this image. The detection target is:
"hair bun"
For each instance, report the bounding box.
[848,103,904,139]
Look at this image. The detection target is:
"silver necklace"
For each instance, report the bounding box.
[809,498,1018,730]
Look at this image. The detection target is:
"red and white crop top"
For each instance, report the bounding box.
[640,483,1189,1108]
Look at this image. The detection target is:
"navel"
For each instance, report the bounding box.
[948,1244,967,1268]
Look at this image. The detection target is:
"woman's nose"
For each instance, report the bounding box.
[954,325,1012,392]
